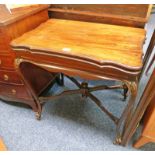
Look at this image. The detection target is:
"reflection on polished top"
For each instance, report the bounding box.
[11,19,146,69]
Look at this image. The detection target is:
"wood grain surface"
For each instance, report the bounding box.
[11,19,145,69]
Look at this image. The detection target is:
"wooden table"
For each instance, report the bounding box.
[11,18,145,145]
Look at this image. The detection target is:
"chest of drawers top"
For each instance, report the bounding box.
[0,4,49,27]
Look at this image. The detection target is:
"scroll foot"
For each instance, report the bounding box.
[35,112,41,120]
[113,136,122,145]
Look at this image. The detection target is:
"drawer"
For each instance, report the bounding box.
[0,83,31,100]
[0,54,15,69]
[0,69,23,85]
[0,37,7,51]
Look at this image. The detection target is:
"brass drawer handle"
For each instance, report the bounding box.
[3,74,9,81]
[0,59,1,65]
[11,89,16,95]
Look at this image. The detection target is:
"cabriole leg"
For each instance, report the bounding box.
[115,81,138,145]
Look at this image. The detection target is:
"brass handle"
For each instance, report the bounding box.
[0,59,1,65]
[4,74,9,81]
[11,89,16,95]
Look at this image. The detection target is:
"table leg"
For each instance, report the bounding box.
[15,59,43,120]
[123,81,138,132]
[115,81,138,145]
[120,68,155,146]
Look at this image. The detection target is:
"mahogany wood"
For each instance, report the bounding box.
[11,19,145,69]
[11,18,146,145]
[0,83,31,100]
[0,54,15,70]
[0,69,23,85]
[19,62,59,96]
[0,4,153,145]
[0,5,52,115]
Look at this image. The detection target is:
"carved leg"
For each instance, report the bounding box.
[15,59,44,120]
[28,99,42,120]
[115,81,138,145]
[34,99,42,120]
[123,82,138,131]
[133,136,151,148]
[29,101,38,112]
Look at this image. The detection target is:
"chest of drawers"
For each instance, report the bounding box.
[0,4,51,116]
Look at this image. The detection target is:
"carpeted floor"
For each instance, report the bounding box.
[0,14,155,151]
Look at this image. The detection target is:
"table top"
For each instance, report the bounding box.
[11,19,145,70]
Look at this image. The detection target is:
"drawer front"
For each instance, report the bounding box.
[0,69,23,85]
[0,83,31,100]
[0,28,9,51]
[0,54,15,69]
[0,36,8,51]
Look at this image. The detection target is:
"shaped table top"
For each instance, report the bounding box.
[11,19,146,70]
